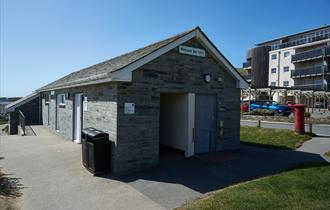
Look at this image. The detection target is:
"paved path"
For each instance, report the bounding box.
[0,126,328,210]
[0,126,165,210]
[241,120,330,136]
[298,137,330,162]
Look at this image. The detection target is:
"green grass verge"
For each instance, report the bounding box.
[177,164,330,210]
[324,151,330,157]
[240,126,313,150]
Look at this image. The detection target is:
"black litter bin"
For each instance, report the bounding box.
[81,127,110,175]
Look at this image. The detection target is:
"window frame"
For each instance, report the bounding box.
[270,82,276,86]
[283,81,289,87]
[57,94,66,107]
[283,66,290,72]
[271,54,277,60]
[283,51,290,58]
[271,68,277,74]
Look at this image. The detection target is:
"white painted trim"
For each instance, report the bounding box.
[111,30,197,81]
[40,27,248,92]
[195,30,249,89]
[5,92,39,112]
[186,93,195,157]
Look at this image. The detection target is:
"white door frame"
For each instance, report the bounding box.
[73,93,83,144]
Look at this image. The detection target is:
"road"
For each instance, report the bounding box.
[241,120,330,136]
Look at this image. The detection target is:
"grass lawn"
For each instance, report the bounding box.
[324,151,330,157]
[240,126,314,150]
[177,164,330,210]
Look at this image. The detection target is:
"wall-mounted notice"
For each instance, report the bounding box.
[179,45,206,57]
[124,103,135,114]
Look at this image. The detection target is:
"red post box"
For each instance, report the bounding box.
[293,104,305,134]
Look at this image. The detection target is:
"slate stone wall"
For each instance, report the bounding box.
[41,38,241,175]
[114,38,240,174]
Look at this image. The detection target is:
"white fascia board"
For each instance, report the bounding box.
[111,30,197,81]
[195,30,249,89]
[5,92,39,112]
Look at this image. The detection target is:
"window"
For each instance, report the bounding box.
[284,51,290,58]
[271,54,277,60]
[45,94,50,104]
[271,68,277,73]
[283,81,289,87]
[58,94,66,106]
[283,66,290,72]
[270,82,276,86]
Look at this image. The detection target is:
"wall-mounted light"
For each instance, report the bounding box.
[204,74,211,83]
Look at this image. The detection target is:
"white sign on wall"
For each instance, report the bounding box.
[124,103,135,114]
[179,45,206,57]
[83,96,88,111]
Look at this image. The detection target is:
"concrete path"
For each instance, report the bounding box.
[0,126,165,210]
[0,126,328,210]
[241,120,330,136]
[298,137,330,162]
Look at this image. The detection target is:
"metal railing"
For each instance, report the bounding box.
[291,65,327,78]
[270,30,330,50]
[292,46,330,62]
[244,74,252,81]
[293,83,329,91]
[18,110,26,135]
[243,61,251,68]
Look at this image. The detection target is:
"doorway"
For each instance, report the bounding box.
[194,94,217,154]
[73,93,83,143]
[159,93,195,160]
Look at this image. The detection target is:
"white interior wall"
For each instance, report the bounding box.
[160,93,188,152]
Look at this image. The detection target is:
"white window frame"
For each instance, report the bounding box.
[271,54,277,60]
[271,68,277,74]
[283,51,290,58]
[283,66,290,72]
[283,81,289,87]
[270,82,276,86]
[58,94,66,107]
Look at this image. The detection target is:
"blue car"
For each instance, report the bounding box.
[250,100,292,116]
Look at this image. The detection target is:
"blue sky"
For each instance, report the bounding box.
[1,0,330,97]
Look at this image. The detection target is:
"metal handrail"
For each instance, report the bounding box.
[18,110,26,135]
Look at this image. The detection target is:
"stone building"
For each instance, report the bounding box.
[6,27,248,174]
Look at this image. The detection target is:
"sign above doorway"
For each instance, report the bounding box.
[179,45,206,57]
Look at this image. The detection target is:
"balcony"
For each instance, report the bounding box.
[243,74,252,81]
[270,31,330,50]
[242,61,251,69]
[292,46,330,63]
[293,83,330,91]
[291,65,328,78]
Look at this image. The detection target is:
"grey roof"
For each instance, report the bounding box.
[5,92,39,112]
[38,27,197,91]
[256,25,330,46]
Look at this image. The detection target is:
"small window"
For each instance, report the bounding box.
[58,94,66,106]
[45,94,50,105]
[270,82,276,86]
[283,66,290,72]
[271,54,277,60]
[283,81,289,87]
[271,68,277,74]
[283,51,290,58]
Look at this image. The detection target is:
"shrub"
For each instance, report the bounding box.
[304,112,311,118]
[251,109,276,116]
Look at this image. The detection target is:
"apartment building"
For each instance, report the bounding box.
[243,25,330,103]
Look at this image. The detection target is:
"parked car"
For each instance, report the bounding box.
[250,100,292,116]
[286,101,295,111]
